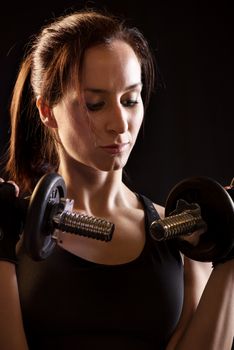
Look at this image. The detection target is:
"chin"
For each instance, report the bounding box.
[94,157,128,172]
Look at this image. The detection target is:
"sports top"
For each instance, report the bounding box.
[16,194,184,349]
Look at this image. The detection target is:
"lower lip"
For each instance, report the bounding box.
[101,143,129,155]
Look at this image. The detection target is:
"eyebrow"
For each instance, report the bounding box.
[84,83,143,94]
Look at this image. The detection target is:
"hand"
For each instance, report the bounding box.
[179,227,205,246]
[0,179,22,264]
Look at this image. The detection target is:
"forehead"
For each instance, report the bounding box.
[81,40,142,90]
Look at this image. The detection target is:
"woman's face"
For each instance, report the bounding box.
[52,39,144,172]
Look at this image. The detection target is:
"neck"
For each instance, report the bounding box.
[58,161,131,216]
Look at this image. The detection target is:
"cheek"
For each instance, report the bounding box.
[59,115,95,156]
[55,107,86,138]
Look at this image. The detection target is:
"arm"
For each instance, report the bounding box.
[0,262,28,350]
[176,260,233,349]
[166,258,234,350]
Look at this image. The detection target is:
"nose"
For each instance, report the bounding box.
[106,104,128,135]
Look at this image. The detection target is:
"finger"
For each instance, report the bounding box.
[0,178,5,183]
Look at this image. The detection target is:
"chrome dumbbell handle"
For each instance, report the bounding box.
[52,198,114,242]
[150,200,207,241]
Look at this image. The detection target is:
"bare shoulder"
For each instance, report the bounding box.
[183,256,212,305]
[184,256,212,283]
[152,202,165,219]
[165,258,213,349]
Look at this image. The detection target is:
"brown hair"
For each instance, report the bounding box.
[6,9,156,193]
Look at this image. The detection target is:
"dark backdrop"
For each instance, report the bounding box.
[0,1,233,204]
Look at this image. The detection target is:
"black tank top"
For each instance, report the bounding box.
[17,194,184,349]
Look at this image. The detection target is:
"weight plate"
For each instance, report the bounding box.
[23,173,66,260]
[165,177,234,262]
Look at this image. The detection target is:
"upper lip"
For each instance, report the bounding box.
[100,142,129,148]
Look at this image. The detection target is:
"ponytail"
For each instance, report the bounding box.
[6,54,59,194]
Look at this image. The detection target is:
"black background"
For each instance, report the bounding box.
[0,0,233,204]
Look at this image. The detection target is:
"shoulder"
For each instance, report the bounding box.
[179,257,212,332]
[182,258,212,318]
[184,257,212,292]
[138,193,165,219]
[166,257,212,348]
[152,202,165,219]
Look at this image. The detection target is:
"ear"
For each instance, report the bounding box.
[36,96,58,128]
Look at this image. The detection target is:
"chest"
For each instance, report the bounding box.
[17,240,184,348]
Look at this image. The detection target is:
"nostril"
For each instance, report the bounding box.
[107,113,128,134]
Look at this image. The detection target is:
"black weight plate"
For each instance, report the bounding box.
[23,173,66,260]
[165,177,234,262]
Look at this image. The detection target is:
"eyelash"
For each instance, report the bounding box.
[86,100,139,112]
[86,102,105,111]
[122,100,139,107]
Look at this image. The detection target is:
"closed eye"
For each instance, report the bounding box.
[122,99,139,107]
[86,102,105,111]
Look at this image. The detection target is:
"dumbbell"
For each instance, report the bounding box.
[2,173,114,261]
[150,176,234,262]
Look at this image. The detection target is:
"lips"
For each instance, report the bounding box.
[100,142,130,155]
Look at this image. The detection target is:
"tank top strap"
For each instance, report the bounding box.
[137,193,183,268]
[136,193,161,231]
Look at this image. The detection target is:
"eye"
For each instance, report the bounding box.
[86,101,105,111]
[122,99,139,107]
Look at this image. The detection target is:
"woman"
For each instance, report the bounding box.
[0,9,233,350]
